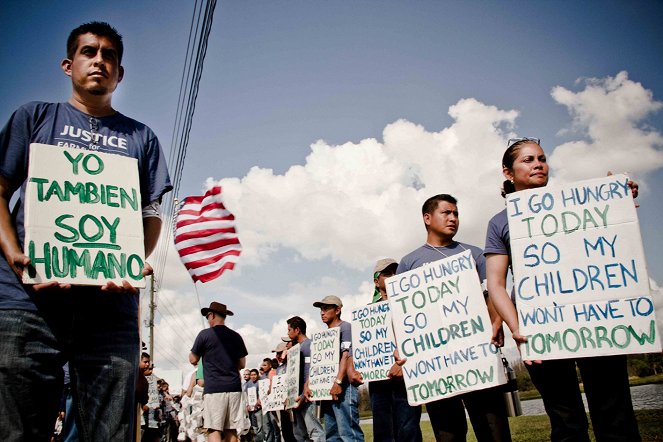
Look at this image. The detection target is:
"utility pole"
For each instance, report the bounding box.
[149,273,155,364]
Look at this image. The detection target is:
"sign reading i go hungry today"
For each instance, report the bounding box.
[506,174,661,359]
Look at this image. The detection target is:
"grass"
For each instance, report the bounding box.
[360,409,663,441]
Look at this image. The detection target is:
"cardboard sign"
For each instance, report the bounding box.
[285,343,301,409]
[387,250,506,405]
[247,386,258,410]
[350,303,396,382]
[258,378,270,401]
[506,174,661,359]
[262,374,288,413]
[23,143,145,287]
[308,327,340,401]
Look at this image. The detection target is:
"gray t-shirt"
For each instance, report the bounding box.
[398,241,487,286]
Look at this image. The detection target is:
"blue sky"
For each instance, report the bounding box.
[2,1,662,375]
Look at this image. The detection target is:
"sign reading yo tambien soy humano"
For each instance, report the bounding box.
[285,343,301,409]
[387,250,506,406]
[507,174,661,359]
[350,302,396,382]
[308,327,340,401]
[23,143,145,287]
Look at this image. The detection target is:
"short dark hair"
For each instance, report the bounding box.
[422,194,458,216]
[67,22,124,63]
[250,369,259,376]
[141,352,150,360]
[287,316,307,335]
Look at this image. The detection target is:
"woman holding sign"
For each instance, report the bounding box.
[484,138,641,442]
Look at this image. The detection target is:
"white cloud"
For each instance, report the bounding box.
[214,98,518,269]
[154,72,663,370]
[549,71,663,184]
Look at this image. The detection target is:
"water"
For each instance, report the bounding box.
[360,384,662,423]
[520,383,663,416]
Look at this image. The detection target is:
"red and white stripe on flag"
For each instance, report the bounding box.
[174,186,241,283]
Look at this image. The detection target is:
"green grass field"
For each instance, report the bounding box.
[360,409,663,441]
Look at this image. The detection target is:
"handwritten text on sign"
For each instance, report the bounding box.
[285,343,301,409]
[507,174,661,359]
[247,386,258,410]
[387,250,506,405]
[308,327,340,401]
[23,143,145,287]
[262,374,287,413]
[351,302,396,382]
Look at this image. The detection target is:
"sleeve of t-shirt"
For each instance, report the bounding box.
[0,104,34,186]
[141,130,172,207]
[473,247,487,282]
[484,215,508,256]
[339,321,352,354]
[234,333,248,359]
[190,331,205,357]
[396,254,413,274]
[301,339,312,382]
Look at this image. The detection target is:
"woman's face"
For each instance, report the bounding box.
[503,143,549,190]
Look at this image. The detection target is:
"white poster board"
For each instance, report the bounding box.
[285,343,301,409]
[262,374,288,413]
[247,386,258,410]
[350,303,396,382]
[387,250,506,405]
[258,378,270,401]
[308,327,340,401]
[507,174,661,359]
[23,143,145,287]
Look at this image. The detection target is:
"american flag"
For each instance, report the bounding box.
[174,186,241,283]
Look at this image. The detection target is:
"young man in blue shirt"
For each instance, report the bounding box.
[0,22,171,440]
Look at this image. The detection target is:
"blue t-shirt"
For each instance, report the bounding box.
[299,338,312,394]
[484,209,511,261]
[339,320,352,355]
[191,325,248,394]
[0,102,172,313]
[397,241,487,286]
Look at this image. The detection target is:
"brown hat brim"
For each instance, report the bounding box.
[201,308,234,316]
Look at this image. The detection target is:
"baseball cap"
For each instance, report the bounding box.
[374,258,398,274]
[313,295,343,308]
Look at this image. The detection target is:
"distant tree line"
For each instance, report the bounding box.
[512,353,663,392]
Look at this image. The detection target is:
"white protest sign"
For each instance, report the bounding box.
[23,143,145,287]
[506,174,661,359]
[258,378,270,401]
[387,250,506,406]
[285,343,301,409]
[146,374,160,408]
[247,386,258,410]
[262,374,288,413]
[308,327,340,401]
[350,303,396,382]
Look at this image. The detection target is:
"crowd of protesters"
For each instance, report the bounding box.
[0,16,648,442]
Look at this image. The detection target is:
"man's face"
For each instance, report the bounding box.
[320,304,340,325]
[374,264,397,299]
[62,32,123,97]
[287,324,298,340]
[140,357,150,371]
[250,372,258,382]
[424,201,459,239]
[243,370,250,380]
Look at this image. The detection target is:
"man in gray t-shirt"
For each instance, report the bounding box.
[307,295,364,442]
[398,194,511,442]
[286,316,324,442]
